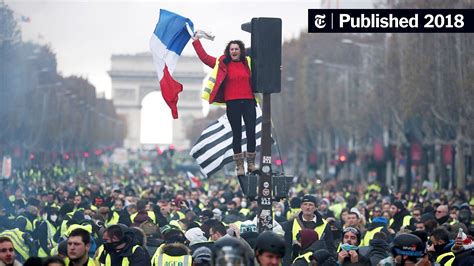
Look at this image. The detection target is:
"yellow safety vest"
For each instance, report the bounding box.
[292,251,312,264]
[198,202,206,210]
[360,226,383,246]
[231,221,242,231]
[130,211,156,224]
[38,247,50,257]
[202,56,253,104]
[169,211,185,221]
[151,243,166,259]
[389,215,412,228]
[286,208,300,220]
[0,228,30,261]
[50,245,59,256]
[66,224,93,237]
[240,208,250,217]
[291,216,328,243]
[64,257,97,266]
[36,219,58,257]
[16,215,34,232]
[105,212,120,227]
[94,244,104,265]
[101,245,140,266]
[60,216,72,237]
[436,251,455,266]
[329,203,345,219]
[46,219,58,240]
[367,184,381,192]
[153,253,192,266]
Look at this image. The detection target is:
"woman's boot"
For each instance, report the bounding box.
[233,153,245,176]
[246,152,257,173]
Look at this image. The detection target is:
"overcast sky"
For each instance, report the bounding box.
[8,0,375,98]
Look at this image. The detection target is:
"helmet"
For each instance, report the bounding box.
[391,233,425,258]
[213,236,252,266]
[254,231,286,257]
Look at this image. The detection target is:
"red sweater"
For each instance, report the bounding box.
[224,61,254,101]
[192,39,254,102]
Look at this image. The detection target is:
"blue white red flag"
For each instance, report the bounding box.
[186,171,202,188]
[150,9,194,119]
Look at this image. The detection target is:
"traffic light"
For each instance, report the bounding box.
[241,17,282,94]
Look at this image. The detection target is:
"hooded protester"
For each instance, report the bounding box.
[358,232,390,266]
[389,201,416,234]
[98,224,150,266]
[184,228,213,254]
[310,249,337,266]
[292,228,329,266]
[360,217,391,246]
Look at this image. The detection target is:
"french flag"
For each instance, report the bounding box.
[150,9,194,119]
[186,171,202,188]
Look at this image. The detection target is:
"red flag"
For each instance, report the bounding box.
[160,65,183,119]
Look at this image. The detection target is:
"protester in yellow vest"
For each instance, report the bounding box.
[151,242,191,266]
[388,200,415,234]
[98,225,150,266]
[428,228,456,266]
[0,228,34,263]
[337,227,371,265]
[292,228,329,266]
[360,217,390,247]
[65,228,97,266]
[283,195,335,265]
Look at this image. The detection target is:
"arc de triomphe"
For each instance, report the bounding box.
[109,53,206,149]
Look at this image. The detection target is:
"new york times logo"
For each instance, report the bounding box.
[314,14,326,29]
[308,9,474,33]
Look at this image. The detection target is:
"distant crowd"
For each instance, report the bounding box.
[0,165,472,265]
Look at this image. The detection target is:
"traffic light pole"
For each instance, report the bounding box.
[257,93,273,232]
[241,17,282,233]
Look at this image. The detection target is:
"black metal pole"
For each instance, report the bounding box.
[258,93,273,232]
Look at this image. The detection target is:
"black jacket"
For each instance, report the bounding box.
[99,237,151,266]
[453,248,474,266]
[358,238,390,266]
[389,209,415,232]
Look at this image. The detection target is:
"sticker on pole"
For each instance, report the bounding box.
[262,188,270,196]
[263,156,271,164]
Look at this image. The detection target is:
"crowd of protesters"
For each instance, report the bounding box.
[0,162,472,266]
